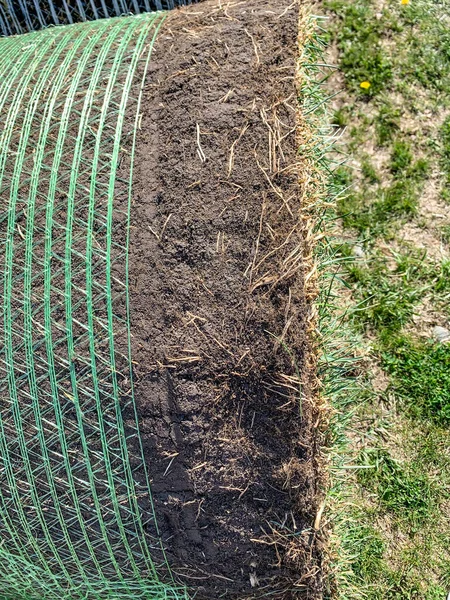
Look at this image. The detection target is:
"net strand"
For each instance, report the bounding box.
[0,14,188,600]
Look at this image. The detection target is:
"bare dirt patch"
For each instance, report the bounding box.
[127,1,322,598]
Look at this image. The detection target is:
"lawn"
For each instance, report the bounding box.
[324,0,450,597]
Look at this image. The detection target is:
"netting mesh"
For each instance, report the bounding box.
[0,14,187,600]
[0,0,200,36]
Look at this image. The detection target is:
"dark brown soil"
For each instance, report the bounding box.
[128,1,322,597]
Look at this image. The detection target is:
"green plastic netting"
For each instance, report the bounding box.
[0,14,187,600]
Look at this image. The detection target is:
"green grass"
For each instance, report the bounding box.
[342,509,449,599]
[338,178,420,236]
[382,336,450,423]
[343,248,449,333]
[441,224,450,243]
[325,0,450,597]
[390,140,412,175]
[345,255,422,332]
[332,107,349,127]
[441,115,450,180]
[357,448,436,526]
[327,0,450,97]
[348,521,385,582]
[376,103,401,146]
[325,0,397,95]
[361,156,380,184]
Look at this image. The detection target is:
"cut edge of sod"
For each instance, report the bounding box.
[297,9,366,599]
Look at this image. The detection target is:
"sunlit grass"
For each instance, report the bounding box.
[325,0,450,597]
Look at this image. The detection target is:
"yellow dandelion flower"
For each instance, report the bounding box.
[401,0,410,4]
[360,81,371,90]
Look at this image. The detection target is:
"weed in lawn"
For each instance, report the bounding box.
[346,49,392,96]
[325,0,393,95]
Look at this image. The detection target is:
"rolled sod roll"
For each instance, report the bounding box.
[0,1,322,598]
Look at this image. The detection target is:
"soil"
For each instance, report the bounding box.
[127,1,323,598]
